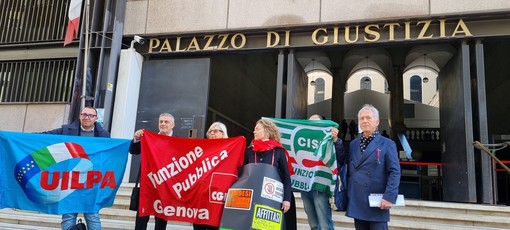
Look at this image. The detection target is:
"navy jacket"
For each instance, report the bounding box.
[42,120,110,138]
[343,134,401,222]
[334,138,346,166]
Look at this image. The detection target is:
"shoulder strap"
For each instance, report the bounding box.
[272,149,275,166]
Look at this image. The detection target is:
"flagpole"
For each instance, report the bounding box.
[81,0,90,110]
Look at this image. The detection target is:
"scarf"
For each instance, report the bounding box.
[360,130,379,154]
[252,139,294,175]
[252,139,284,152]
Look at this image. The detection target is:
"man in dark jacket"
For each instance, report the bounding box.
[42,106,110,230]
[339,104,400,230]
[129,113,175,230]
[43,107,109,138]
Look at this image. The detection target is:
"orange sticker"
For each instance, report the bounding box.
[224,189,253,210]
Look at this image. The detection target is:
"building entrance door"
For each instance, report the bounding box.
[129,58,211,181]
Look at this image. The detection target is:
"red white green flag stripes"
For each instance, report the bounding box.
[64,0,82,46]
[262,117,339,196]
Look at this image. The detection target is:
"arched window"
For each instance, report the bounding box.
[307,69,332,105]
[360,76,371,90]
[410,75,422,102]
[314,78,325,102]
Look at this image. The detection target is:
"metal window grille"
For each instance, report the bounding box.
[0,0,70,44]
[0,59,76,103]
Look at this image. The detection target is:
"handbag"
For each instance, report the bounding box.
[68,218,86,230]
[334,164,348,211]
[129,165,141,211]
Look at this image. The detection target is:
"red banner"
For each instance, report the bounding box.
[139,131,246,226]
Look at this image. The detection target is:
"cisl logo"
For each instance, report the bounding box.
[292,128,329,168]
[14,142,116,204]
[293,128,324,152]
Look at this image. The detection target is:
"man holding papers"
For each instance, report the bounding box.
[338,104,401,230]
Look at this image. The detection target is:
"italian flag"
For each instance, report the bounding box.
[31,142,88,170]
[64,0,83,46]
[263,117,339,196]
[15,142,90,190]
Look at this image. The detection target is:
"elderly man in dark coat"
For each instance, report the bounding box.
[338,104,401,230]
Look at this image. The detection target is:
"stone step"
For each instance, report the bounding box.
[0,222,60,230]
[112,186,510,229]
[3,183,510,230]
[398,199,510,217]
[2,207,506,230]
[387,219,507,230]
[0,208,349,230]
[0,208,193,230]
[389,207,510,229]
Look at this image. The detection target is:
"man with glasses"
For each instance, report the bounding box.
[129,113,175,230]
[42,106,109,230]
[43,107,109,138]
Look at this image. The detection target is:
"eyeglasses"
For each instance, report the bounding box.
[80,113,97,118]
[208,129,223,134]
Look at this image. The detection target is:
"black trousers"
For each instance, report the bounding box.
[192,224,219,230]
[354,219,388,230]
[284,193,297,230]
[134,212,167,230]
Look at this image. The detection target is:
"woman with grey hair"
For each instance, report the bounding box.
[206,121,228,139]
[193,122,228,230]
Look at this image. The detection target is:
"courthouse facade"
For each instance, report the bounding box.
[1,0,509,205]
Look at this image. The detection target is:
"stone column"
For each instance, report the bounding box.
[389,65,406,134]
[331,67,344,123]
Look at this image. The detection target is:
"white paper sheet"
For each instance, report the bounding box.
[368,194,405,207]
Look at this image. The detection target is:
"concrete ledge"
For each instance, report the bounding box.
[402,199,510,217]
[389,219,506,230]
[390,208,510,228]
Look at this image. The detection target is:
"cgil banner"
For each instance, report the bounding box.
[0,131,131,214]
[139,131,246,226]
[262,117,339,196]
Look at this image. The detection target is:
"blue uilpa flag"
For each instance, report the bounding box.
[0,131,130,214]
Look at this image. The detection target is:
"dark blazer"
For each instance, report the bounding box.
[42,120,110,138]
[244,146,292,202]
[129,140,143,155]
[129,131,170,226]
[344,134,400,222]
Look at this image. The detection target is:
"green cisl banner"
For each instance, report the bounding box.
[262,117,339,196]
